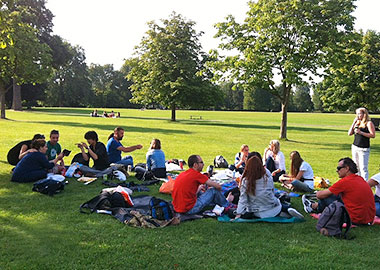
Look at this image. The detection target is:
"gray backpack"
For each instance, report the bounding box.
[316,201,351,238]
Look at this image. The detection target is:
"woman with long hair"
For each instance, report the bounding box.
[280,151,314,192]
[263,140,286,182]
[348,107,376,180]
[234,156,303,219]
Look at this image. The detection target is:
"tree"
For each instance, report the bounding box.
[7,0,54,110]
[126,12,221,121]
[243,87,281,111]
[219,82,244,110]
[88,64,135,108]
[293,85,314,112]
[319,30,380,112]
[0,8,52,119]
[210,0,356,138]
[44,44,92,107]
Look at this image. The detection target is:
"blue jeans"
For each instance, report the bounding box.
[317,194,340,213]
[186,188,229,215]
[291,180,314,192]
[115,156,133,167]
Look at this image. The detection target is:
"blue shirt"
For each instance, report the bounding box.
[12,152,54,181]
[106,137,123,163]
[146,149,166,170]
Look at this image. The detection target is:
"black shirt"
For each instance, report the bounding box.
[353,126,370,148]
[88,142,109,170]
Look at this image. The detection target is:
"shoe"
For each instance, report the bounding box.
[110,163,125,169]
[302,194,314,213]
[288,208,305,220]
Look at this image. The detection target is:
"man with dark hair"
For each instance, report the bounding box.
[106,127,143,167]
[303,157,375,225]
[77,131,109,170]
[172,155,232,215]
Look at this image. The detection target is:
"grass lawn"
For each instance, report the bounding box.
[1,108,380,270]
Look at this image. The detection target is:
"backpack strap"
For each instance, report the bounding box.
[340,205,352,239]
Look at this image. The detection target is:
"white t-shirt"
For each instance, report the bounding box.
[300,161,314,180]
[370,172,380,197]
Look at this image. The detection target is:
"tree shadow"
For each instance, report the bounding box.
[25,121,191,134]
[286,139,351,151]
[179,119,343,133]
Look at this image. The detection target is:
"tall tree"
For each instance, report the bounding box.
[8,0,54,110]
[44,44,92,107]
[319,30,380,112]
[0,8,51,119]
[210,0,356,138]
[126,12,221,121]
[219,82,244,110]
[293,85,314,112]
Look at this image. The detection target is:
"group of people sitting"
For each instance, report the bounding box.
[8,127,166,183]
[90,110,121,118]
[7,127,380,225]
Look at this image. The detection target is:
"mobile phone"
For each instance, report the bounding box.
[62,149,71,156]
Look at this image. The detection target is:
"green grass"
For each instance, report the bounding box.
[1,108,380,270]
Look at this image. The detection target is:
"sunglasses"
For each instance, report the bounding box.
[337,166,345,171]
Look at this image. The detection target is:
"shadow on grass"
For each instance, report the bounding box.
[179,119,343,133]
[287,139,351,151]
[24,121,191,135]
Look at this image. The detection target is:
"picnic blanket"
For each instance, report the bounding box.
[218,215,304,223]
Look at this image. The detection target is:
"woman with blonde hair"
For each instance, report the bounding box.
[263,140,286,182]
[348,107,376,180]
[280,151,314,192]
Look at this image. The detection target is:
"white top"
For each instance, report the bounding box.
[370,172,380,197]
[266,150,286,171]
[300,161,314,180]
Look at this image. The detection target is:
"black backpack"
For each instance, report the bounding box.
[214,155,229,168]
[316,201,352,238]
[32,178,65,196]
[149,197,173,220]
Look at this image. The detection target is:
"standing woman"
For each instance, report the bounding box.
[348,108,376,180]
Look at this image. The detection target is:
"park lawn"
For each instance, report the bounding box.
[0,108,380,270]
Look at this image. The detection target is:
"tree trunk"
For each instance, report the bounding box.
[12,78,22,111]
[0,87,6,119]
[279,102,288,139]
[171,103,176,121]
[279,85,291,139]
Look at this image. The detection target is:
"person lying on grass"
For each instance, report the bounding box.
[279,151,314,193]
[302,157,375,225]
[172,154,233,215]
[233,156,304,220]
[11,139,64,183]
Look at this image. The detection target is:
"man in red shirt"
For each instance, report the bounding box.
[302,157,375,225]
[172,155,230,214]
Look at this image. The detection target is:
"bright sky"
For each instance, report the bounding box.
[46,0,380,70]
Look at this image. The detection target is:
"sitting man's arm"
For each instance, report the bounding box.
[316,189,333,199]
[117,144,143,153]
[205,179,222,191]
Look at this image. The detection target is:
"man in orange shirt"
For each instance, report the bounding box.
[172,155,230,215]
[303,157,375,225]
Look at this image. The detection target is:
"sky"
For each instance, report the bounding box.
[46,0,380,70]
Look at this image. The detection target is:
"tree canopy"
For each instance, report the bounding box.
[126,12,221,121]
[319,30,380,112]
[210,0,356,138]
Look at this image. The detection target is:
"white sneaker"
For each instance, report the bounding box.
[288,208,305,220]
[302,194,314,213]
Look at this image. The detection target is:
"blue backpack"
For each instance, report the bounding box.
[149,197,173,220]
